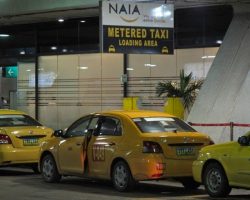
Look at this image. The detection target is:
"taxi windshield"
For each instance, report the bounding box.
[0,114,42,127]
[133,117,196,133]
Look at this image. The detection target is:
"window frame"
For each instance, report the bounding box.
[65,115,92,138]
[96,116,122,136]
[0,114,42,127]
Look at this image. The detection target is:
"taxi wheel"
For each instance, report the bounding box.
[41,154,61,183]
[111,161,135,192]
[203,162,232,197]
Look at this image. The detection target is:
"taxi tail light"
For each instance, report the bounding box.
[156,163,165,171]
[143,141,163,153]
[0,134,12,144]
[151,173,163,178]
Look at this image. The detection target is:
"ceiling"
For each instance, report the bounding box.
[0,0,250,25]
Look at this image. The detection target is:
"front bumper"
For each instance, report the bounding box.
[192,160,204,183]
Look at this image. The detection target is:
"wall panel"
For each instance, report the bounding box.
[16,48,218,129]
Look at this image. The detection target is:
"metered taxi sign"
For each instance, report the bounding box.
[103,26,173,54]
[101,0,174,54]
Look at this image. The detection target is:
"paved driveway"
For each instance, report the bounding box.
[0,167,249,200]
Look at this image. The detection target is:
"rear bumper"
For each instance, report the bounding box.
[165,158,194,177]
[128,154,194,181]
[0,145,39,165]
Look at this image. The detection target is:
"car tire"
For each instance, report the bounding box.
[41,154,61,183]
[203,162,232,197]
[111,160,135,192]
[179,177,200,190]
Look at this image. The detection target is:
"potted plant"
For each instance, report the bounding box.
[156,69,203,119]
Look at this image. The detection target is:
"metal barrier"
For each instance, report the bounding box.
[188,122,250,141]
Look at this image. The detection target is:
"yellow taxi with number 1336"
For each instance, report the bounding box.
[39,110,213,191]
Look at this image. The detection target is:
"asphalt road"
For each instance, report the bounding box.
[0,167,250,200]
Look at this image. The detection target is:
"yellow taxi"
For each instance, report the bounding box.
[192,132,250,197]
[39,110,213,191]
[0,109,53,172]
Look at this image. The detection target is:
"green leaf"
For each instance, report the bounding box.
[156,69,203,112]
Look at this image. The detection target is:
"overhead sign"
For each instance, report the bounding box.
[101,0,174,54]
[4,66,18,78]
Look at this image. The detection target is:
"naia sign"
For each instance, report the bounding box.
[100,0,174,54]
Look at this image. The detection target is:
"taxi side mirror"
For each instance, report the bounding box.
[54,129,64,137]
[238,136,249,146]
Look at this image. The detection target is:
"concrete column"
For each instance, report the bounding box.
[188,5,250,143]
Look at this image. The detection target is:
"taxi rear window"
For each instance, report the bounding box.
[0,114,42,127]
[133,117,196,133]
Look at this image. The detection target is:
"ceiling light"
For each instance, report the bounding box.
[145,64,157,67]
[126,67,134,71]
[201,55,215,59]
[26,69,31,72]
[0,34,10,37]
[58,18,64,23]
[79,66,88,70]
[207,55,215,58]
[62,49,67,53]
[20,51,25,55]
[80,20,86,23]
[216,40,222,44]
[51,46,57,50]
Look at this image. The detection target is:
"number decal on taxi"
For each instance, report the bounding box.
[92,145,105,161]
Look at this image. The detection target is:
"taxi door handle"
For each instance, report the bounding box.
[108,142,116,146]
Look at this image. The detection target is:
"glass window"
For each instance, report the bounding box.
[133,117,196,133]
[99,117,122,136]
[0,24,36,57]
[78,17,99,51]
[0,6,233,57]
[66,116,92,137]
[0,114,41,127]
[88,117,100,133]
[174,5,233,48]
[66,116,101,138]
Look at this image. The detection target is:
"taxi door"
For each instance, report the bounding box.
[230,142,250,186]
[58,116,92,174]
[87,116,123,178]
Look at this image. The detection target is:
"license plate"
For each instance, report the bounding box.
[176,147,195,156]
[23,138,39,146]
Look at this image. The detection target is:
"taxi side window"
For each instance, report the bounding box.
[87,117,100,134]
[66,116,92,137]
[99,117,122,136]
